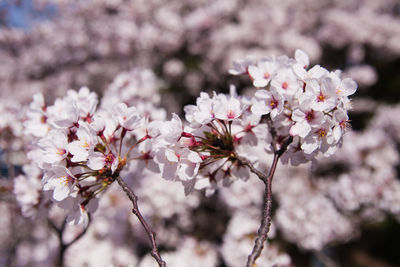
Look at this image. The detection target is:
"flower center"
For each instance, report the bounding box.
[227,110,235,119]
[270,99,278,109]
[105,153,115,164]
[305,111,314,122]
[317,92,326,102]
[318,129,326,138]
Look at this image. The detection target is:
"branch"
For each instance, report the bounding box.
[48,215,91,267]
[115,176,166,267]
[245,153,279,267]
[235,136,292,267]
[235,154,268,185]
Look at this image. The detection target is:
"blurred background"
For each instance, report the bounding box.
[1,0,400,266]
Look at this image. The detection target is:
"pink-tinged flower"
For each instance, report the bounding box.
[61,197,91,227]
[184,92,214,125]
[87,151,118,174]
[29,93,46,113]
[328,72,358,98]
[67,87,98,118]
[24,111,50,138]
[42,166,77,201]
[248,59,278,88]
[154,147,180,180]
[301,120,334,154]
[91,111,118,140]
[214,95,244,121]
[293,64,327,82]
[131,139,160,173]
[290,101,325,138]
[47,98,80,128]
[229,56,256,75]
[160,113,184,143]
[330,109,350,145]
[176,149,202,181]
[113,103,142,131]
[271,67,302,97]
[280,138,311,166]
[38,130,68,164]
[154,147,202,181]
[300,79,336,112]
[251,88,284,119]
[67,123,97,162]
[295,49,310,69]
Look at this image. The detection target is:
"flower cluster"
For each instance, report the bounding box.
[24,87,159,225]
[154,88,269,195]
[231,49,357,165]
[152,50,357,197]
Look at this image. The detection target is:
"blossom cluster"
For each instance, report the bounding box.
[23,86,160,225]
[231,50,357,165]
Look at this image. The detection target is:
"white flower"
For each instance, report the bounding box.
[154,147,181,180]
[293,64,327,82]
[176,148,202,181]
[330,109,350,145]
[67,123,97,162]
[290,101,325,138]
[29,93,46,113]
[251,88,284,118]
[271,67,302,97]
[301,120,334,154]
[24,111,50,138]
[295,49,310,69]
[154,147,202,181]
[184,92,214,125]
[43,166,77,201]
[47,98,80,128]
[300,78,336,112]
[67,87,98,118]
[91,111,118,140]
[87,151,118,173]
[113,103,142,131]
[213,95,244,121]
[160,113,184,144]
[38,130,68,164]
[248,59,278,88]
[131,139,160,173]
[229,56,256,75]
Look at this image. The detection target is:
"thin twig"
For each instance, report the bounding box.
[235,154,268,185]
[48,215,91,267]
[243,153,279,267]
[115,176,166,267]
[236,136,292,267]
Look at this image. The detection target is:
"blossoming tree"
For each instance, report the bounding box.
[18,49,357,267]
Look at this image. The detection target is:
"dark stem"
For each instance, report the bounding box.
[115,176,166,267]
[245,153,279,267]
[236,136,292,267]
[48,215,91,267]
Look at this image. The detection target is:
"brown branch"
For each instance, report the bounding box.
[235,154,268,185]
[115,176,166,267]
[48,215,91,267]
[236,136,292,267]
